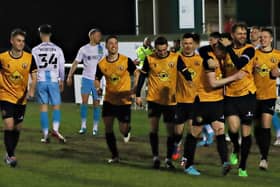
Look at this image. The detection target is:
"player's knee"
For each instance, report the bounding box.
[213,126,224,135]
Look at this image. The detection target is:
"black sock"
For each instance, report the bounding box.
[254,125,262,146]
[239,135,252,170]
[260,128,271,160]
[228,131,240,153]
[184,133,197,168]
[216,134,228,164]
[174,134,183,145]
[166,136,174,159]
[4,130,15,157]
[12,130,20,151]
[149,132,159,157]
[105,132,118,158]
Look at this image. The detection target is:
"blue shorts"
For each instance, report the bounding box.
[37,82,61,105]
[81,77,99,100]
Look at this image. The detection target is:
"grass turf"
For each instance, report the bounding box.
[0,102,279,187]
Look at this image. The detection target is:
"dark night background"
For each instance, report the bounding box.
[0,0,136,62]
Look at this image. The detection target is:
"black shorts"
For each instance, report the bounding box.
[192,99,224,126]
[102,101,131,123]
[174,103,194,124]
[148,101,176,123]
[256,99,276,117]
[0,101,26,125]
[224,93,256,125]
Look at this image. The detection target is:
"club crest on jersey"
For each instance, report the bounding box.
[118,65,124,71]
[22,63,28,69]
[168,62,175,68]
[270,57,278,63]
[194,61,200,66]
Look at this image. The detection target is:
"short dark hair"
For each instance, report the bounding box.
[192,33,200,44]
[261,28,273,37]
[251,26,261,31]
[10,28,26,38]
[105,35,118,44]
[231,22,247,33]
[154,36,168,46]
[182,33,194,40]
[209,32,221,39]
[220,32,232,40]
[38,24,52,34]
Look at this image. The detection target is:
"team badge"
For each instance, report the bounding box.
[22,63,28,69]
[194,61,200,66]
[118,65,124,71]
[270,57,278,63]
[168,62,175,68]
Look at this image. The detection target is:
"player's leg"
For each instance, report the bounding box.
[40,104,49,142]
[79,78,91,134]
[172,103,188,161]
[258,113,272,170]
[37,82,50,142]
[257,100,274,170]
[184,125,203,175]
[102,102,118,163]
[212,121,231,175]
[224,97,241,165]
[163,105,177,169]
[49,82,66,143]
[147,102,161,169]
[227,115,241,165]
[272,112,280,145]
[204,124,215,145]
[183,99,203,175]
[1,105,16,167]
[2,102,26,167]
[117,104,131,143]
[92,85,101,136]
[238,94,256,177]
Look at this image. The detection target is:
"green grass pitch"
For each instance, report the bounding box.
[0,103,279,187]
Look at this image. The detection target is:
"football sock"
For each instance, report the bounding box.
[4,130,14,157]
[239,135,252,170]
[166,136,174,159]
[52,109,61,132]
[184,133,197,168]
[40,111,49,137]
[80,104,88,128]
[228,131,240,153]
[149,132,159,157]
[105,132,118,158]
[260,128,271,160]
[216,134,228,163]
